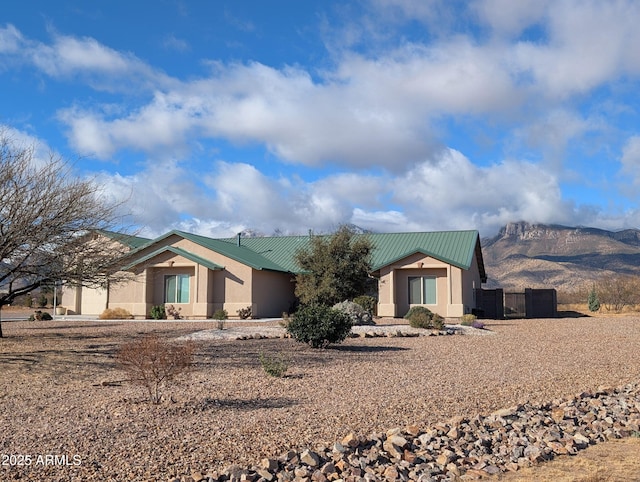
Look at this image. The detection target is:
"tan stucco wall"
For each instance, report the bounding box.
[104,237,294,319]
[252,270,296,318]
[460,251,483,314]
[376,252,481,318]
[108,269,148,317]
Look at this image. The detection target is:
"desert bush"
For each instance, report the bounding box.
[116,334,194,404]
[259,352,289,377]
[237,306,252,319]
[149,305,166,320]
[37,293,48,308]
[99,307,134,320]
[29,310,52,321]
[460,313,477,326]
[587,286,601,312]
[213,308,228,329]
[353,295,377,316]
[597,275,640,312]
[165,304,182,320]
[404,306,445,330]
[287,303,352,348]
[332,300,374,325]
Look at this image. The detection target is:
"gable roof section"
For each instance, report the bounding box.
[367,231,478,269]
[121,245,224,271]
[225,230,486,280]
[97,230,151,249]
[120,229,486,281]
[126,230,291,272]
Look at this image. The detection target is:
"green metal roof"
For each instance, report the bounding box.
[98,230,151,249]
[366,230,481,271]
[226,230,485,278]
[122,229,485,280]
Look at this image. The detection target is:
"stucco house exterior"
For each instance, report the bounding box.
[61,229,486,319]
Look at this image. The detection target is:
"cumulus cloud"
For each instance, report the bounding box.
[0,23,172,93]
[620,136,640,184]
[5,1,640,237]
[91,147,585,237]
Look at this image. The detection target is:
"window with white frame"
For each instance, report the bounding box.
[408,276,436,305]
[165,274,190,304]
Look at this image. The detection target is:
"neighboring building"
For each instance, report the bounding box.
[61,229,487,319]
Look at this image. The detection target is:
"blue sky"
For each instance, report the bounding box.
[3,0,640,238]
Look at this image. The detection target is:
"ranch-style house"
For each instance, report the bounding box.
[61,229,487,319]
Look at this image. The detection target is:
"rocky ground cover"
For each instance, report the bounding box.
[0,316,639,481]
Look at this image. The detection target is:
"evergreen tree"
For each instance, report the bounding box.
[294,225,374,306]
[588,286,600,312]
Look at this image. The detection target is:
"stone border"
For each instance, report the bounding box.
[178,324,492,341]
[175,382,640,482]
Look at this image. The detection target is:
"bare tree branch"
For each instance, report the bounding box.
[0,132,133,337]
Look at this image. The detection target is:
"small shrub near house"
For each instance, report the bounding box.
[460,313,485,329]
[259,352,289,377]
[353,295,377,317]
[213,308,228,330]
[287,303,352,348]
[116,334,194,404]
[165,304,182,320]
[332,300,374,325]
[404,306,445,330]
[460,313,477,326]
[149,305,167,320]
[99,307,134,320]
[28,310,53,321]
[237,306,252,319]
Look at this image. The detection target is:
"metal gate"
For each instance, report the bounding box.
[504,292,526,318]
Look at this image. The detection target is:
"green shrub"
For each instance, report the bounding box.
[150,305,166,320]
[213,308,228,320]
[259,352,289,377]
[332,300,374,325]
[404,306,445,330]
[460,313,477,326]
[353,295,377,316]
[588,286,600,312]
[287,303,352,348]
[37,293,48,308]
[213,308,228,330]
[29,310,53,321]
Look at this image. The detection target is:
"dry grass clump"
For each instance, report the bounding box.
[99,307,134,319]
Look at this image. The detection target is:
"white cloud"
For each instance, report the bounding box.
[511,1,640,98]
[473,0,549,37]
[390,149,573,234]
[0,24,23,55]
[620,136,640,184]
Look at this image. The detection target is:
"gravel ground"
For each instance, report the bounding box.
[1,316,639,481]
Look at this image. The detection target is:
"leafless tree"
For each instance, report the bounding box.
[116,335,194,404]
[597,274,640,313]
[0,133,131,337]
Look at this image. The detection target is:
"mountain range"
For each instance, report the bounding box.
[481,222,640,293]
